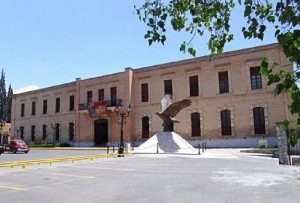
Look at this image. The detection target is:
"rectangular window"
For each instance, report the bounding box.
[69,122,75,141]
[31,125,35,142]
[42,125,47,140]
[69,95,75,111]
[164,80,172,95]
[189,76,199,97]
[87,91,93,102]
[218,71,229,93]
[31,102,36,116]
[191,113,201,137]
[221,110,232,135]
[55,98,60,113]
[43,100,48,114]
[253,107,266,134]
[98,89,104,101]
[21,103,25,117]
[250,67,262,90]
[20,126,24,140]
[142,117,150,138]
[141,83,149,102]
[55,124,60,141]
[111,87,117,106]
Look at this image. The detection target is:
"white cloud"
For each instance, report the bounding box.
[14,85,40,94]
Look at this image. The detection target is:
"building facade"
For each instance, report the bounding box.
[11,43,294,147]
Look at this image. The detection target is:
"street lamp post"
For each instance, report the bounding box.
[115,104,131,157]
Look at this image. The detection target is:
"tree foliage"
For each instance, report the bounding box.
[0,69,13,123]
[135,0,300,129]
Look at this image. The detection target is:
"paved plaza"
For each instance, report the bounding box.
[0,149,300,203]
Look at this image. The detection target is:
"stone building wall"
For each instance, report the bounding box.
[11,43,294,147]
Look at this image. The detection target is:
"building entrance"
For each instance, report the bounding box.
[94,119,108,146]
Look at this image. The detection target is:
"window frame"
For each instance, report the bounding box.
[189,75,199,97]
[69,95,75,111]
[87,91,93,103]
[142,116,150,138]
[191,112,201,137]
[21,103,25,117]
[218,71,229,93]
[31,125,35,142]
[43,100,48,115]
[250,66,263,90]
[31,101,36,116]
[98,89,104,101]
[253,107,266,134]
[221,110,232,136]
[42,124,47,140]
[55,97,60,113]
[69,122,75,141]
[141,83,149,102]
[164,79,173,96]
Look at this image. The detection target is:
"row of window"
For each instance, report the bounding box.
[141,107,266,138]
[141,66,262,102]
[87,87,117,102]
[21,95,75,117]
[16,122,75,142]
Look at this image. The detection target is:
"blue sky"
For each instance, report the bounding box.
[0,1,277,93]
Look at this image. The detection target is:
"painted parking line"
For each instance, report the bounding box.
[0,185,27,191]
[19,170,95,179]
[72,165,136,172]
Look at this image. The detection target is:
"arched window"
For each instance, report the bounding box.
[253,107,265,134]
[142,117,150,138]
[221,110,232,135]
[191,112,201,137]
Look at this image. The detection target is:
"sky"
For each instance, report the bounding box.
[0,0,278,94]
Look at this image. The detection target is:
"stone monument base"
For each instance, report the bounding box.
[134,132,198,154]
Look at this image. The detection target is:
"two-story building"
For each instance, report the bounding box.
[11,43,294,147]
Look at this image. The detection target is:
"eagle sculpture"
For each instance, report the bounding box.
[155,94,192,132]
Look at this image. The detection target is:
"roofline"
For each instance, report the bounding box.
[133,43,279,73]
[14,43,279,96]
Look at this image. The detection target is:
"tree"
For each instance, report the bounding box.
[0,69,6,122]
[6,85,13,123]
[0,69,13,123]
[135,0,300,128]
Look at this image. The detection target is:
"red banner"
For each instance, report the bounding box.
[88,101,107,117]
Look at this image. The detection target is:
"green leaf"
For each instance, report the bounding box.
[274,83,285,95]
[281,120,289,131]
[244,5,251,17]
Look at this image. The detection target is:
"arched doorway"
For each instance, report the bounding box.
[94,119,108,146]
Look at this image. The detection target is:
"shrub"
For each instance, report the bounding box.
[58,143,70,147]
[257,139,268,148]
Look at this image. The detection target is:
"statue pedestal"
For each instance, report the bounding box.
[134,132,198,154]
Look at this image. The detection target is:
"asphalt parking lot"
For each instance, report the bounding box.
[0,149,300,203]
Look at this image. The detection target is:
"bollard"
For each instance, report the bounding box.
[113,145,115,153]
[202,143,204,152]
[157,143,159,154]
[205,142,207,150]
[198,143,201,155]
[107,146,109,154]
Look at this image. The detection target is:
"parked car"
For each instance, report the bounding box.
[0,144,4,155]
[4,139,30,154]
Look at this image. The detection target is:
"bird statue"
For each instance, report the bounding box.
[155,94,192,132]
